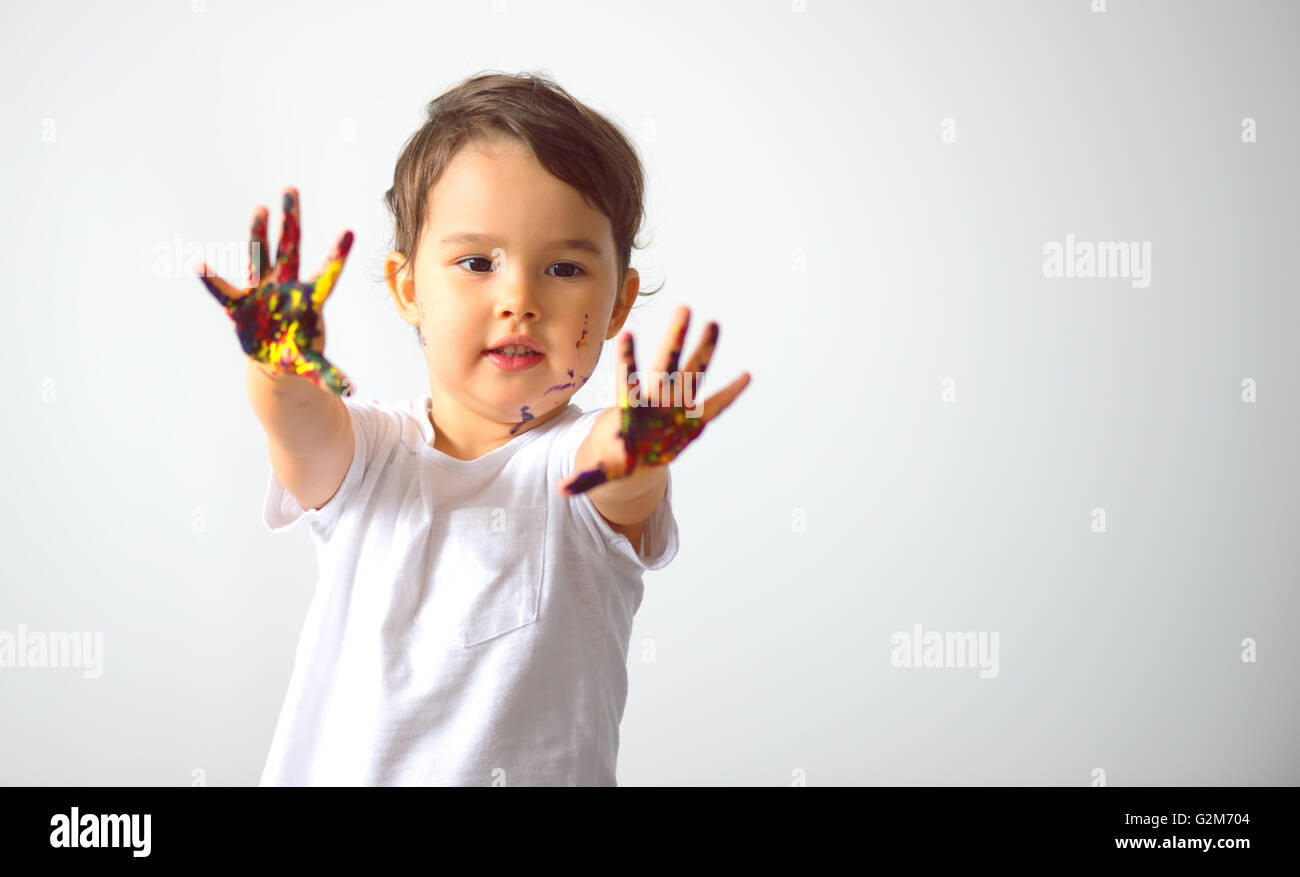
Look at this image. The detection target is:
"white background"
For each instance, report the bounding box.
[1,0,1296,785]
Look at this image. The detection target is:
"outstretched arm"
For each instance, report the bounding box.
[198,186,356,511]
[562,306,751,551]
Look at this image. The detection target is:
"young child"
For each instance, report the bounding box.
[196,71,750,786]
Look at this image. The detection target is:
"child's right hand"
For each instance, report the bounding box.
[196,187,355,397]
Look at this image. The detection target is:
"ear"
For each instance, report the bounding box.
[605,267,639,339]
[386,250,419,327]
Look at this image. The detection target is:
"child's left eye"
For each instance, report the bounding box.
[548,262,584,279]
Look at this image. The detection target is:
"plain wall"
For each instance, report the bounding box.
[0,0,1296,785]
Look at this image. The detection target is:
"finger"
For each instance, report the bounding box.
[196,262,245,310]
[309,230,354,302]
[558,463,612,497]
[272,187,301,285]
[653,305,690,376]
[616,331,638,409]
[679,321,719,400]
[559,453,633,497]
[249,205,270,286]
[680,322,718,378]
[698,372,751,424]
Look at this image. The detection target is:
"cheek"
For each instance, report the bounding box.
[568,299,608,351]
[552,310,595,363]
[428,324,480,364]
[418,293,480,352]
[554,332,605,392]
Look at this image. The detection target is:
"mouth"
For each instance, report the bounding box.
[483,347,545,371]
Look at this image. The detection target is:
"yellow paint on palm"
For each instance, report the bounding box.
[267,322,302,366]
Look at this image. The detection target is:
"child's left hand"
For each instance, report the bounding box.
[558,305,751,497]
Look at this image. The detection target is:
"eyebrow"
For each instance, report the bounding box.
[438,232,603,257]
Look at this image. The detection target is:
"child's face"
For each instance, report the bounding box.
[387,136,637,432]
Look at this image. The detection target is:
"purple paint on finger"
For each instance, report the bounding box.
[565,463,610,495]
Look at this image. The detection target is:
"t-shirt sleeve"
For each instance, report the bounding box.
[261,395,394,540]
[558,408,680,571]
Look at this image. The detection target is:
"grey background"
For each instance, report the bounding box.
[1,0,1295,785]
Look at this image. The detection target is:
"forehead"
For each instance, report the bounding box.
[425,138,610,242]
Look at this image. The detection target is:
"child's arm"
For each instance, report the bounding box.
[558,307,751,548]
[197,186,356,511]
[246,360,354,511]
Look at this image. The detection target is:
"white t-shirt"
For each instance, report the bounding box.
[257,394,678,786]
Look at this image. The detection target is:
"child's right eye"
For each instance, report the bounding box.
[455,257,495,273]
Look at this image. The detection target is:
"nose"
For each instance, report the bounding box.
[493,255,541,321]
[497,300,538,320]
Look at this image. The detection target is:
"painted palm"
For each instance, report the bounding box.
[559,306,751,496]
[197,187,355,397]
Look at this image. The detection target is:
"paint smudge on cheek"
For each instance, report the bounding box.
[575,313,589,349]
[544,368,590,394]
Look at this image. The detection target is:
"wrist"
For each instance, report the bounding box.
[245,357,312,396]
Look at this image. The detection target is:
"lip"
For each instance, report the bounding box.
[483,350,545,371]
[484,333,544,355]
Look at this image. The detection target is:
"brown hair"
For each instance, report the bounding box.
[383,70,662,305]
